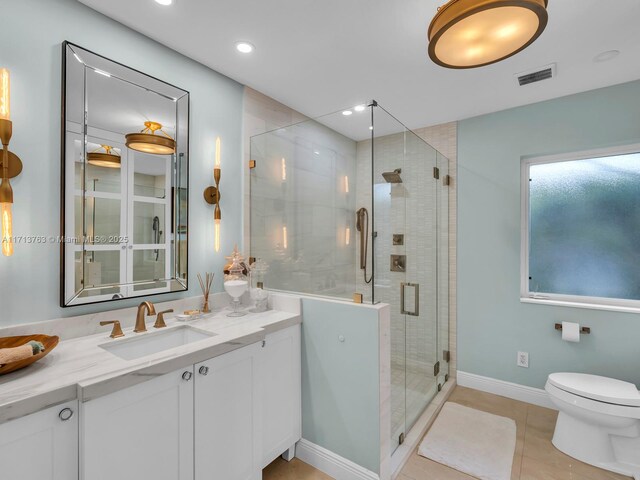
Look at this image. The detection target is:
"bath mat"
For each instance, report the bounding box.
[418,402,516,480]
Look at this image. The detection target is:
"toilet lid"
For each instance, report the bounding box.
[548,373,640,407]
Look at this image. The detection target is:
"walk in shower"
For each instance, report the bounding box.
[249,102,449,454]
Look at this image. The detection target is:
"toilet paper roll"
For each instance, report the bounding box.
[562,321,580,343]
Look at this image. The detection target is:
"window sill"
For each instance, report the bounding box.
[520,296,640,315]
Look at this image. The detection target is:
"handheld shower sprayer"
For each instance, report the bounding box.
[356,207,373,284]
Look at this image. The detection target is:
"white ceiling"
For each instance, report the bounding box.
[77,0,640,130]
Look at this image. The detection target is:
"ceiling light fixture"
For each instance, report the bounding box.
[154,0,173,5]
[428,0,549,69]
[354,105,366,112]
[236,42,255,54]
[342,110,353,116]
[87,145,121,169]
[126,121,175,155]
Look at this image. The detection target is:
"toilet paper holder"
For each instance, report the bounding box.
[555,323,591,334]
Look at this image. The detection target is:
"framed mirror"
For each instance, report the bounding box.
[61,42,189,307]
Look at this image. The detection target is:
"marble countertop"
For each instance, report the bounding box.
[0,303,300,424]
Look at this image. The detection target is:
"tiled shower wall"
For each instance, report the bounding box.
[355,123,457,383]
[243,88,358,298]
[414,123,458,379]
[355,133,440,378]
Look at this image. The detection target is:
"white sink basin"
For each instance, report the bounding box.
[100,325,216,361]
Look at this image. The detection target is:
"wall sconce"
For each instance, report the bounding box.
[204,137,221,252]
[0,68,22,257]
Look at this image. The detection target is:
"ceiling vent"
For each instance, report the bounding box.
[515,63,556,86]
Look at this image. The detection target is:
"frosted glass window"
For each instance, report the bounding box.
[527,152,640,302]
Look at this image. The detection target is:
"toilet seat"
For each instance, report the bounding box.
[548,373,640,407]
[546,382,640,420]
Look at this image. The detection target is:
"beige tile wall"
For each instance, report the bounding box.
[413,123,458,379]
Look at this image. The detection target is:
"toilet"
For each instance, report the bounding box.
[546,373,640,479]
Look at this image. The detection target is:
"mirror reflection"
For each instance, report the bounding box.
[62,42,189,306]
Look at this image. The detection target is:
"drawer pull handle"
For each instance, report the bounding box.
[182,371,193,381]
[198,366,209,376]
[59,408,74,421]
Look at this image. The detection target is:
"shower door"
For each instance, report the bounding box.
[372,111,443,453]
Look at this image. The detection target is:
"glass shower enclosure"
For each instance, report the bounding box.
[249,102,449,453]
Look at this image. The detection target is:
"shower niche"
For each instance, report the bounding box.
[61,42,189,306]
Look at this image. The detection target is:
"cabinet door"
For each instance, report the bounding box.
[82,367,194,480]
[195,342,262,480]
[260,324,302,467]
[0,401,78,480]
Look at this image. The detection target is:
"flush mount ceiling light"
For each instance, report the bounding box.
[154,0,173,5]
[428,0,549,69]
[126,121,175,155]
[236,42,255,54]
[342,110,353,116]
[354,105,366,112]
[87,145,121,169]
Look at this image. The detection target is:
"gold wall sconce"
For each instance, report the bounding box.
[87,145,121,169]
[204,137,221,252]
[125,121,175,155]
[0,68,22,257]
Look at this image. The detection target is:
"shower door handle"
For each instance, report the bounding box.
[400,282,420,316]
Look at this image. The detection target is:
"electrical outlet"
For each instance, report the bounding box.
[517,351,529,368]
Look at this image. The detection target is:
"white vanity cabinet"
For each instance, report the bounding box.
[0,400,78,480]
[194,341,263,480]
[260,324,302,468]
[80,323,301,480]
[81,367,195,480]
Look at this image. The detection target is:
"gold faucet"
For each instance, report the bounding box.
[134,301,156,333]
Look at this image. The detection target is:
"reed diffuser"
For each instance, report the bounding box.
[197,272,214,313]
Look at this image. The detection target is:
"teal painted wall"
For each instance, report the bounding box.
[458,79,640,389]
[301,298,382,473]
[0,0,244,326]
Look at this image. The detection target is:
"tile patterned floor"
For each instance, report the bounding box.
[263,386,632,480]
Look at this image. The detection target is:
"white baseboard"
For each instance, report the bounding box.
[457,371,556,410]
[295,438,379,480]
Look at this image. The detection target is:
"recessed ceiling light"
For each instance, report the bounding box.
[342,110,353,116]
[354,105,366,112]
[314,150,320,155]
[594,50,620,63]
[369,126,374,130]
[236,42,255,54]
[155,0,172,5]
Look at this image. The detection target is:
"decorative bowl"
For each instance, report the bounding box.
[0,334,59,375]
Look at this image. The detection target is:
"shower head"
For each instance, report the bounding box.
[382,169,403,183]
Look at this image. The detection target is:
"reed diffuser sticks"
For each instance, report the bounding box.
[198,272,214,313]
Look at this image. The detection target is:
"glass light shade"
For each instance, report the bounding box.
[1,202,13,257]
[87,146,121,169]
[126,122,175,155]
[215,137,221,167]
[428,0,548,69]
[0,68,9,121]
[125,133,175,155]
[214,218,221,252]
